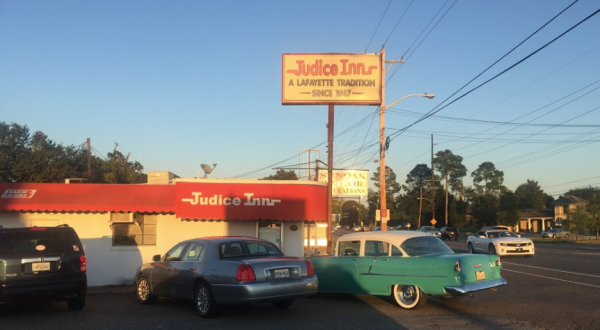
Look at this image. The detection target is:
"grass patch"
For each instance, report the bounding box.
[531,237,600,244]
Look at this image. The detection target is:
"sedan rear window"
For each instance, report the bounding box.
[400,236,454,256]
[219,240,282,258]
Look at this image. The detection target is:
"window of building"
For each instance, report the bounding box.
[111,213,157,246]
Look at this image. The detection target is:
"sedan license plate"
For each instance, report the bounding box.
[475,270,485,280]
[274,268,289,278]
[32,262,50,272]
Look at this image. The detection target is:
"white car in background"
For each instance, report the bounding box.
[417,226,441,238]
[467,229,534,257]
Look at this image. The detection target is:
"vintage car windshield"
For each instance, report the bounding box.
[219,240,283,258]
[487,231,518,238]
[400,236,454,256]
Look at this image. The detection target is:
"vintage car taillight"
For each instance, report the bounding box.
[305,259,316,276]
[454,260,461,272]
[496,256,502,267]
[80,255,87,272]
[236,263,256,282]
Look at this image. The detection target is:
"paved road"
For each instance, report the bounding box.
[1,233,598,330]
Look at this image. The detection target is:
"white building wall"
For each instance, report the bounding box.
[0,212,307,287]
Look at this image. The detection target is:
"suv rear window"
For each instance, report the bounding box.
[0,229,82,255]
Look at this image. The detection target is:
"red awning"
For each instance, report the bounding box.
[0,183,175,213]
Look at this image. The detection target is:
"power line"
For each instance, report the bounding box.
[388,5,600,144]
[364,0,392,52]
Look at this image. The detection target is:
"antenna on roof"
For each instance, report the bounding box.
[200,163,217,178]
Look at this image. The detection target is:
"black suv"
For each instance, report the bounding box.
[439,226,459,241]
[0,225,87,310]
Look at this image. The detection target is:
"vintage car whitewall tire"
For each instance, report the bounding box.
[136,277,157,304]
[393,285,427,309]
[195,282,219,318]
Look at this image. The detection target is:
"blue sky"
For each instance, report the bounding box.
[1,0,599,198]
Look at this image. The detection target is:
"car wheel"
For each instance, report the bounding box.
[272,299,294,309]
[67,290,86,311]
[468,242,475,254]
[488,244,497,255]
[195,282,219,318]
[136,277,157,305]
[393,285,427,309]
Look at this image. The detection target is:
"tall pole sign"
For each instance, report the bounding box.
[283,53,382,253]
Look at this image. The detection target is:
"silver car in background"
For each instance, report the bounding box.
[134,237,318,317]
[417,225,441,237]
[541,227,570,239]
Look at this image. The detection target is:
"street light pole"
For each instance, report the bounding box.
[379,53,435,231]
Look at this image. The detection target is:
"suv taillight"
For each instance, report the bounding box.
[236,263,256,282]
[80,255,87,272]
[305,259,315,276]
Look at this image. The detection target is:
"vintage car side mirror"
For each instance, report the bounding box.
[152,254,161,262]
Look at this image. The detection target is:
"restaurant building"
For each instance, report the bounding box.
[0,174,327,287]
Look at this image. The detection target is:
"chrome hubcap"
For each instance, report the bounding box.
[398,286,416,304]
[137,280,149,301]
[196,287,209,314]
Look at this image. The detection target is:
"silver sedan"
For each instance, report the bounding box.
[134,237,318,317]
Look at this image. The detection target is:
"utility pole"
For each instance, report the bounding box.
[87,138,91,182]
[378,47,435,231]
[431,134,435,226]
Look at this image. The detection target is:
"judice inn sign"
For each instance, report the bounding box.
[281,53,382,105]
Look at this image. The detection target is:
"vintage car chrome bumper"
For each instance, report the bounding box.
[444,278,507,295]
[211,276,318,305]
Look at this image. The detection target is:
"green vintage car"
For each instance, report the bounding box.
[309,231,506,309]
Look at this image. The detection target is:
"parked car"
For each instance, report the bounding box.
[417,226,441,237]
[467,229,534,257]
[371,226,381,231]
[352,225,364,232]
[309,231,506,309]
[481,225,511,231]
[134,236,318,317]
[440,226,459,241]
[0,225,87,310]
[541,227,570,239]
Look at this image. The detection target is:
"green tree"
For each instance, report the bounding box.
[261,169,298,180]
[471,162,504,195]
[567,205,592,241]
[371,166,402,221]
[498,191,520,227]
[514,180,547,209]
[470,194,500,229]
[99,150,147,184]
[450,200,468,232]
[434,149,467,227]
[566,186,600,205]
[404,164,432,228]
[587,204,600,240]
